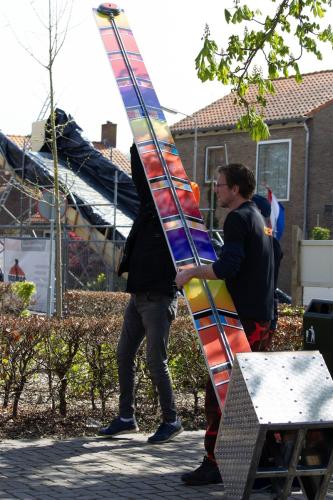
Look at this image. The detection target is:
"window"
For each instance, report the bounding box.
[205,145,228,183]
[256,140,291,201]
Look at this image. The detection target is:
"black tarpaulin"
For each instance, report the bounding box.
[0,126,136,240]
[40,108,139,219]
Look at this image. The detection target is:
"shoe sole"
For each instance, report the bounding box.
[252,486,272,493]
[181,478,223,486]
[98,428,139,438]
[147,427,184,444]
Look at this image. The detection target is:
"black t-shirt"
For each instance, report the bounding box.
[212,201,274,321]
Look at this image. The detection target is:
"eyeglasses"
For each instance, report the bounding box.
[215,183,228,188]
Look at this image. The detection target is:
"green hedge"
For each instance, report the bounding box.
[0,286,304,421]
[0,310,203,419]
[64,290,190,317]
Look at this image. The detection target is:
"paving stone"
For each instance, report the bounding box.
[0,431,328,499]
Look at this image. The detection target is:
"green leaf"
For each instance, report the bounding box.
[217,60,230,84]
[312,1,325,18]
[224,8,231,23]
[265,80,275,94]
[242,5,253,20]
[195,0,333,142]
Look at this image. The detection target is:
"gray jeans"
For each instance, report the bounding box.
[117,292,178,423]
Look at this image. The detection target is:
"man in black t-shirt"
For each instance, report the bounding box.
[98,144,182,444]
[176,163,274,486]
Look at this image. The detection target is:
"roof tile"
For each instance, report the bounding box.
[7,135,31,149]
[92,142,131,174]
[171,70,333,133]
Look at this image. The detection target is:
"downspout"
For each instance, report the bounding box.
[303,118,310,238]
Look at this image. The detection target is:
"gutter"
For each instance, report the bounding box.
[302,119,310,238]
[171,117,307,136]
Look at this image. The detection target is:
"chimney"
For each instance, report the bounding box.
[101,121,117,148]
[31,120,47,151]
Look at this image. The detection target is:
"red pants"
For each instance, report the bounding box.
[205,319,272,461]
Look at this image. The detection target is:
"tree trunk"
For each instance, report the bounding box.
[3,373,14,408]
[90,382,96,411]
[12,377,26,418]
[58,376,68,416]
[193,390,199,415]
[48,368,56,412]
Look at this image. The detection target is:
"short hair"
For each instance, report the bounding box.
[218,163,256,198]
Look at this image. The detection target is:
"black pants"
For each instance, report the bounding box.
[117,292,178,422]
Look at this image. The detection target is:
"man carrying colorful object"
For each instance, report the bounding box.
[94,0,258,469]
[98,144,182,444]
[93,2,251,423]
[176,164,274,486]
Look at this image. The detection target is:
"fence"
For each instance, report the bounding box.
[0,231,127,299]
[291,225,333,305]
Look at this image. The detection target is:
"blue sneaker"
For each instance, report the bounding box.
[98,417,139,438]
[148,419,183,444]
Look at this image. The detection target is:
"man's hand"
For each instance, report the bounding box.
[176,263,218,289]
[175,268,195,289]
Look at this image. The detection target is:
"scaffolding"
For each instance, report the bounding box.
[0,156,130,293]
[0,140,222,296]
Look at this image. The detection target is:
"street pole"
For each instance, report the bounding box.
[111,170,118,291]
[193,121,197,183]
[47,217,55,317]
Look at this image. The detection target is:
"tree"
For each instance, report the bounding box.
[45,0,73,318]
[8,0,74,317]
[196,0,333,141]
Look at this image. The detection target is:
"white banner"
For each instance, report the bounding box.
[3,238,54,313]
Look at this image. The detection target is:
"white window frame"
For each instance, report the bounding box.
[256,139,291,201]
[204,145,228,183]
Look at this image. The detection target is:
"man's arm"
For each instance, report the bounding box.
[176,211,248,289]
[175,264,218,288]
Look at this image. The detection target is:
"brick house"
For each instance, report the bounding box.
[170,70,333,294]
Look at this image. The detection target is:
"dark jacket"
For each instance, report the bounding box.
[213,201,274,321]
[118,144,176,295]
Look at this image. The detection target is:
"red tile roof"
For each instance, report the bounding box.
[93,142,131,174]
[171,70,333,133]
[7,135,31,149]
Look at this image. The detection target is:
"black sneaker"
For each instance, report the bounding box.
[147,419,183,444]
[181,456,223,486]
[98,416,139,437]
[252,478,272,492]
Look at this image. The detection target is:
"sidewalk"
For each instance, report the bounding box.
[0,430,331,499]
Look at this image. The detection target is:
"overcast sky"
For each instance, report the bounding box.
[0,0,332,153]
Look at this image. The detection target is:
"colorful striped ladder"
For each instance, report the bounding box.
[93,3,251,409]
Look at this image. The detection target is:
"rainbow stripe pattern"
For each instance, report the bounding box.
[93,3,251,408]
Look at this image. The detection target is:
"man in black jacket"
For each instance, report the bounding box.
[176,163,274,485]
[99,144,182,444]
